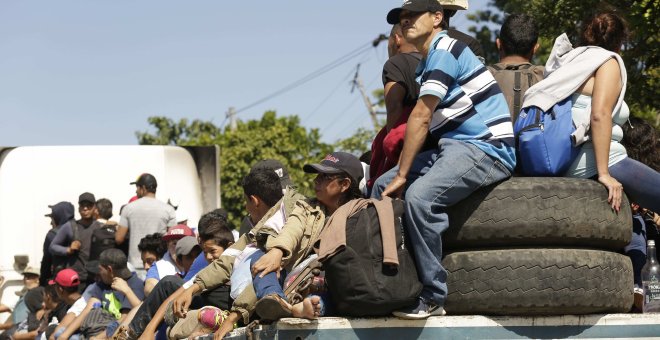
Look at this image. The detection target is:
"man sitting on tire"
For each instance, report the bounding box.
[372,0,516,319]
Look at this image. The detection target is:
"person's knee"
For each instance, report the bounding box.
[404,181,428,207]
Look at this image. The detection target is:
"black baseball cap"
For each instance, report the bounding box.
[303,152,364,185]
[99,249,132,280]
[387,0,444,24]
[78,192,96,205]
[251,159,294,189]
[130,173,158,190]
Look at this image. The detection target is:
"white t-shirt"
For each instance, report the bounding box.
[66,296,87,316]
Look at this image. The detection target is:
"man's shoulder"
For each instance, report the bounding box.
[126,273,144,287]
[128,197,172,212]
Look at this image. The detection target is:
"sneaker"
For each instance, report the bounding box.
[392,299,446,320]
[198,306,229,331]
[255,294,293,321]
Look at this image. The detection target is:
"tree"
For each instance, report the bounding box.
[333,127,375,156]
[137,111,332,228]
[467,0,659,124]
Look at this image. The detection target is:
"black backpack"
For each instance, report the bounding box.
[89,224,117,261]
[322,198,422,316]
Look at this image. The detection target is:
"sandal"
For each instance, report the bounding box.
[255,294,292,321]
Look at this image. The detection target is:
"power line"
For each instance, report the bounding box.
[234,42,374,115]
[301,68,355,123]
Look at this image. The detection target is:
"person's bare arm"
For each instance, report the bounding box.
[213,312,240,340]
[115,225,128,245]
[138,286,186,339]
[112,278,142,308]
[12,330,38,340]
[57,298,100,340]
[50,312,76,340]
[382,95,439,198]
[590,58,623,212]
[143,278,158,296]
[0,318,13,330]
[384,82,407,131]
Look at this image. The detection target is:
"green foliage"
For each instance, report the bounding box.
[137,112,332,228]
[333,127,376,156]
[468,0,659,117]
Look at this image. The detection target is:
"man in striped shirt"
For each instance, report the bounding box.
[372,0,516,319]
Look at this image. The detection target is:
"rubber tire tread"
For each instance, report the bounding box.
[445,177,631,251]
[443,248,633,315]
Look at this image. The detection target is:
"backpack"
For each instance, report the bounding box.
[321,198,422,316]
[488,63,544,120]
[513,96,579,176]
[89,224,117,262]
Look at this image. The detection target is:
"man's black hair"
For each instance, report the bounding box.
[242,169,284,207]
[499,13,539,57]
[199,220,235,249]
[95,198,113,220]
[198,210,228,236]
[57,283,79,294]
[137,233,167,258]
[44,284,61,303]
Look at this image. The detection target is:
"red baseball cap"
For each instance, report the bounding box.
[48,268,80,288]
[163,224,195,241]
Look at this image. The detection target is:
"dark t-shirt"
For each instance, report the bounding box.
[382,52,423,107]
[448,28,484,58]
[83,274,144,319]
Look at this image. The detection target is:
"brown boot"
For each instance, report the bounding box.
[255,294,292,321]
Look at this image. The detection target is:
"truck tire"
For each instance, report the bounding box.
[443,248,633,315]
[445,177,631,251]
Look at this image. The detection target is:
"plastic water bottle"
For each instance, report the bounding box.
[642,240,660,312]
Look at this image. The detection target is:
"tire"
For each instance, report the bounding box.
[443,248,633,315]
[445,177,631,251]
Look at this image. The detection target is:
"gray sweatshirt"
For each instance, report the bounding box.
[522,33,627,146]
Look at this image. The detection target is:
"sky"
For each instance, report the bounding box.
[0,1,487,146]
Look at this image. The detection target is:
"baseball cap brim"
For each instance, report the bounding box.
[387,8,404,24]
[303,164,344,175]
[115,267,132,280]
[86,260,100,275]
[48,279,56,285]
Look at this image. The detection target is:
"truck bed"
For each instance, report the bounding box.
[212,314,660,339]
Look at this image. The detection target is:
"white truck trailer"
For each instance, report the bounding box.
[0,145,220,315]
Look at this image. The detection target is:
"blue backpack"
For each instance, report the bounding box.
[513,97,579,176]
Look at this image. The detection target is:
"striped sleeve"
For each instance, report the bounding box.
[419,50,458,99]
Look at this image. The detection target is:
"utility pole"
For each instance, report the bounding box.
[226,107,237,131]
[351,64,379,129]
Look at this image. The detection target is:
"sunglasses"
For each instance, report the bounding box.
[314,173,346,183]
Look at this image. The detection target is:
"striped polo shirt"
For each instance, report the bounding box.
[417,31,516,171]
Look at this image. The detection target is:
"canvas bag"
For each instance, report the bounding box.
[488,63,544,120]
[514,96,579,176]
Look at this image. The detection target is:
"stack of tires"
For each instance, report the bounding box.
[443,177,634,315]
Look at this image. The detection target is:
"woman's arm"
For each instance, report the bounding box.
[590,58,624,212]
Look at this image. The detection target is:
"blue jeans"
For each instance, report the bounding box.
[53,327,81,340]
[372,138,512,306]
[249,250,287,299]
[609,157,660,213]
